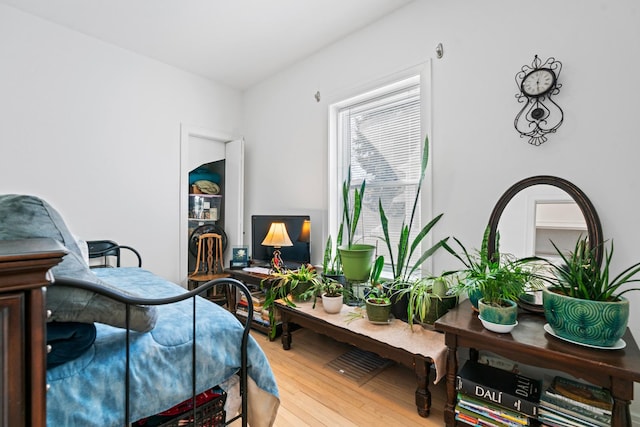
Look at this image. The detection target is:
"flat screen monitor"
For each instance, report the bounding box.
[251,215,310,268]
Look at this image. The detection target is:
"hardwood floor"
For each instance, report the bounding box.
[250,328,448,426]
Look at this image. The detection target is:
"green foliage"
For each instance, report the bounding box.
[444,226,542,306]
[322,230,343,275]
[378,136,448,284]
[548,236,640,301]
[262,264,323,338]
[366,283,390,305]
[369,255,385,286]
[398,274,459,326]
[298,276,349,309]
[342,167,366,248]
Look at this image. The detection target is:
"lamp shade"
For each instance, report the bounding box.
[298,219,311,243]
[261,222,293,248]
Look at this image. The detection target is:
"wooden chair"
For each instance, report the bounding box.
[189,233,230,306]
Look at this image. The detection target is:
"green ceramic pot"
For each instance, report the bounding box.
[468,287,482,311]
[291,281,313,302]
[423,295,459,325]
[365,299,391,323]
[338,244,375,282]
[478,298,518,325]
[542,287,629,347]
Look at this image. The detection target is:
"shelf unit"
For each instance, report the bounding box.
[224,269,282,340]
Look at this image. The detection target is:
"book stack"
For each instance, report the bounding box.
[236,291,271,326]
[455,360,542,426]
[538,376,612,427]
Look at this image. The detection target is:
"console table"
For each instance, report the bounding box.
[275,300,448,417]
[434,299,640,427]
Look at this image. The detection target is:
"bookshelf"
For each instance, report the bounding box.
[435,299,640,427]
[225,268,282,340]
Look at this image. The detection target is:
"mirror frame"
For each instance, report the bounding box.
[487,175,604,267]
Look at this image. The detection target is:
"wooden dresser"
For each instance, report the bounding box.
[0,238,66,427]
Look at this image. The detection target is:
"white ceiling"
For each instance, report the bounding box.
[1,0,413,89]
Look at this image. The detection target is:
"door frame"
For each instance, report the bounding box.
[179,124,243,285]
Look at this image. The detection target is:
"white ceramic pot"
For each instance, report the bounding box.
[321,294,343,314]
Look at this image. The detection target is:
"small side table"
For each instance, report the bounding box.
[434,299,640,427]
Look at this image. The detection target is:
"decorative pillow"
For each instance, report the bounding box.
[0,194,157,332]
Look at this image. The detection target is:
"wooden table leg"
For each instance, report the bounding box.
[443,336,458,427]
[610,377,632,427]
[280,312,292,350]
[414,357,431,417]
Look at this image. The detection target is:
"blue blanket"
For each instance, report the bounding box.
[46,267,279,426]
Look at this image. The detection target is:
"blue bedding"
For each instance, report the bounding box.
[46,267,279,426]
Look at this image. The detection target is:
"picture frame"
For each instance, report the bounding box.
[230,246,250,269]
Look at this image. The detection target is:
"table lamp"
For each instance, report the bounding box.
[261,222,293,270]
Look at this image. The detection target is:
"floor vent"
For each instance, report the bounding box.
[325,348,393,385]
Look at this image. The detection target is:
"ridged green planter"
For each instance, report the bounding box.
[542,287,629,347]
[338,244,375,282]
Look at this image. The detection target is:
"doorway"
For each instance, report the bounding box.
[179,124,244,285]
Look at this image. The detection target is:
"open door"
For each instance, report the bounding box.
[179,124,244,286]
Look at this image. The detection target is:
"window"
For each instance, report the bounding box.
[330,74,426,277]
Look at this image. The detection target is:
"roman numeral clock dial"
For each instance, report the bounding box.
[514,55,564,146]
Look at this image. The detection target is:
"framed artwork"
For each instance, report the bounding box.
[230,246,249,269]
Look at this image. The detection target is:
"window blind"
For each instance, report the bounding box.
[337,80,422,275]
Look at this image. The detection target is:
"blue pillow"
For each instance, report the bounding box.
[0,194,157,332]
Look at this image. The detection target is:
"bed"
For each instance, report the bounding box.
[0,195,280,427]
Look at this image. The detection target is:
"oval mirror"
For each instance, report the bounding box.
[486,176,603,310]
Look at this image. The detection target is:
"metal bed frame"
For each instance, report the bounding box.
[54,275,254,427]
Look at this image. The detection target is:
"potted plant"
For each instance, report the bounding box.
[445,226,541,333]
[262,264,323,338]
[299,278,347,314]
[542,236,640,347]
[337,168,376,282]
[364,255,391,323]
[378,135,449,321]
[399,274,459,327]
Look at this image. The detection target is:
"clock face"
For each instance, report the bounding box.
[521,68,556,97]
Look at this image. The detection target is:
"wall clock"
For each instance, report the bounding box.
[514,55,563,146]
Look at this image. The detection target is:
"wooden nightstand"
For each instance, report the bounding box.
[0,238,66,427]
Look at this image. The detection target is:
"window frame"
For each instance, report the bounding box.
[327,63,433,278]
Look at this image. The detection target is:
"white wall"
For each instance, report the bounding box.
[242,0,640,416]
[0,4,242,281]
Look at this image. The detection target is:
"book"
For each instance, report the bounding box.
[456,359,541,417]
[540,392,611,426]
[455,403,506,427]
[542,389,611,416]
[458,393,530,425]
[538,406,608,427]
[548,376,612,413]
